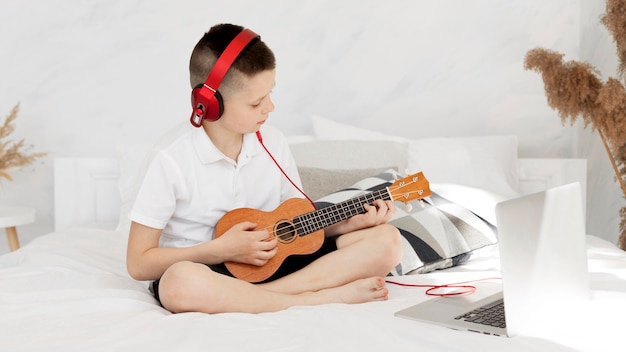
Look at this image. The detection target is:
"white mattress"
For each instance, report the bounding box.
[1,228,624,352]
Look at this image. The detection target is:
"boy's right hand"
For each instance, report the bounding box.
[213,221,278,266]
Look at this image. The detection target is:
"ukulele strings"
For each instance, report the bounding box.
[254,178,428,242]
[254,191,385,241]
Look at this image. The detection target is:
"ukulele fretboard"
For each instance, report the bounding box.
[293,188,391,236]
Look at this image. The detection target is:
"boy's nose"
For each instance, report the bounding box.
[263,97,275,114]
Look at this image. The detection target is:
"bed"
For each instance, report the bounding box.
[2,119,626,352]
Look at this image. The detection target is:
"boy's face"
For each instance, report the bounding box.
[219,69,276,134]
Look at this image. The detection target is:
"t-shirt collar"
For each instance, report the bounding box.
[192,127,262,164]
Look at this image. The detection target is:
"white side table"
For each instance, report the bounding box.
[0,206,36,251]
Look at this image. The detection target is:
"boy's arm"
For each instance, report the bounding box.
[126,221,278,281]
[126,221,209,281]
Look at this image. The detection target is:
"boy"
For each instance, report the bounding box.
[126,23,403,314]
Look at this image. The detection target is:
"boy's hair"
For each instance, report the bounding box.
[189,24,276,98]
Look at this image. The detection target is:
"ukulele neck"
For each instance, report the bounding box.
[293,188,391,235]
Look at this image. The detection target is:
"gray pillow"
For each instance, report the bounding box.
[297,166,396,201]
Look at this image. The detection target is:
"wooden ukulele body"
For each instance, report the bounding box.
[214,198,324,283]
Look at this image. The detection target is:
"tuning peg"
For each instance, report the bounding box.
[404,168,411,177]
[404,203,413,212]
[419,200,426,208]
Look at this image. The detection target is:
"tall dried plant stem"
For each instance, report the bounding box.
[599,129,626,198]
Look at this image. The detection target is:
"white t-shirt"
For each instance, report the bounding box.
[129,123,304,248]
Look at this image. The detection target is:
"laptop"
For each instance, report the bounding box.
[394,182,590,337]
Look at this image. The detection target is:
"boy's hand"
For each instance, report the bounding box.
[213,221,278,266]
[330,199,396,235]
[356,199,396,227]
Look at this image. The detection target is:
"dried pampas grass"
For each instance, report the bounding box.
[524,0,626,250]
[0,104,46,181]
[601,0,626,80]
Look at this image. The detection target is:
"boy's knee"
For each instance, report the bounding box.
[357,224,403,268]
[379,224,403,264]
[158,261,207,313]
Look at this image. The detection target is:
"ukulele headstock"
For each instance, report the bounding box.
[388,172,431,203]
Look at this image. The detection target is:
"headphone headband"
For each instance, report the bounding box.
[190,28,260,127]
[203,29,259,96]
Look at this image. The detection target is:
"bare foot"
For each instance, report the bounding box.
[320,276,388,304]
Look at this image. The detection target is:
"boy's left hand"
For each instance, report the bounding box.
[341,199,396,233]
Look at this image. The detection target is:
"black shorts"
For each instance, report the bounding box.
[151,237,338,305]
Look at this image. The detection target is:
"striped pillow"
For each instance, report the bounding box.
[314,170,498,275]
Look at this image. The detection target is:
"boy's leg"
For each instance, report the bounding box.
[157,223,402,314]
[157,261,388,314]
[260,223,403,295]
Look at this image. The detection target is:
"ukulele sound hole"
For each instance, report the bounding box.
[275,221,297,243]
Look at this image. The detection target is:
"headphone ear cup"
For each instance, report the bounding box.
[210,90,225,122]
[190,85,225,126]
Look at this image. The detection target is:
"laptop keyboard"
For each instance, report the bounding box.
[454,300,506,328]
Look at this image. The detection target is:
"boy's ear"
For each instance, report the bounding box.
[190,28,259,127]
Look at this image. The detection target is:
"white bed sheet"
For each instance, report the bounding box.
[1,228,625,352]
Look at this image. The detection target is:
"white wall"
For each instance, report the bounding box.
[1,0,619,247]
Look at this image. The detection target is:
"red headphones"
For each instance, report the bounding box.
[190,28,260,127]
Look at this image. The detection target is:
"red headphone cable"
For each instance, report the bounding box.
[256,131,317,209]
[385,277,502,297]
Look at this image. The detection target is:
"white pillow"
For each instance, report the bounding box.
[312,115,407,142]
[408,136,519,198]
[290,140,408,171]
[311,115,519,197]
[429,183,510,225]
[285,134,315,144]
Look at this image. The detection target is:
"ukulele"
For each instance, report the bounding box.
[214,172,431,282]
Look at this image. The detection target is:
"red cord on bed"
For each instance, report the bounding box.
[385,277,502,297]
